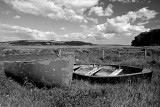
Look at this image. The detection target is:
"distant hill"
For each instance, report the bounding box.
[131,29,160,46]
[2,40,94,46]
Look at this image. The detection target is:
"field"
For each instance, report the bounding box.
[0,45,160,107]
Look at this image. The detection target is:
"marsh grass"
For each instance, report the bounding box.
[0,47,160,107]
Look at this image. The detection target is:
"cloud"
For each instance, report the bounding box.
[13,15,21,19]
[93,33,115,40]
[86,17,98,24]
[56,25,114,42]
[0,23,60,41]
[68,32,87,39]
[60,27,65,30]
[56,0,99,13]
[80,25,88,29]
[60,0,99,8]
[109,0,151,3]
[77,7,157,41]
[3,0,99,23]
[89,4,113,16]
[94,7,157,38]
[113,7,158,24]
[61,32,101,42]
[0,23,96,42]
[136,7,158,20]
[109,0,138,3]
[96,19,149,35]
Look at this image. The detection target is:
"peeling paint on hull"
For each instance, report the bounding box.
[4,56,75,88]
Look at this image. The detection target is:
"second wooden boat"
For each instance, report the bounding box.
[73,64,153,84]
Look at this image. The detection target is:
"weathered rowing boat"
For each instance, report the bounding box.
[3,56,74,88]
[73,64,153,84]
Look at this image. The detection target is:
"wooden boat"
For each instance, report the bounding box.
[72,64,153,84]
[3,56,74,88]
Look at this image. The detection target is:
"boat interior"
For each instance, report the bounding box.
[74,64,124,76]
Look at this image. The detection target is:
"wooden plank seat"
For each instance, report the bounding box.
[108,69,123,76]
[85,67,101,76]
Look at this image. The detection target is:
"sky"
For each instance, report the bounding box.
[0,0,160,45]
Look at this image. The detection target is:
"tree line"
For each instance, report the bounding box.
[131,29,160,46]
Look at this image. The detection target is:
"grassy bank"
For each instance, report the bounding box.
[0,46,160,107]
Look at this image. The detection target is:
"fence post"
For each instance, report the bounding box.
[144,49,147,58]
[102,50,105,60]
[58,48,62,57]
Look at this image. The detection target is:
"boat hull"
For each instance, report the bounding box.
[4,56,74,88]
[73,64,153,84]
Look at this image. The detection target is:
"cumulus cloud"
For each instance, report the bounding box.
[58,25,114,42]
[97,19,149,36]
[0,23,96,42]
[89,4,113,16]
[60,27,65,30]
[62,32,105,42]
[86,17,98,24]
[109,0,151,3]
[68,32,87,39]
[109,0,138,3]
[80,25,88,29]
[93,33,115,40]
[114,7,158,23]
[60,0,99,8]
[0,23,60,41]
[95,7,157,38]
[3,0,99,23]
[56,0,99,13]
[75,7,157,41]
[13,15,21,19]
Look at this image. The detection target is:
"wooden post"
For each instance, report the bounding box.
[118,52,121,69]
[102,50,105,60]
[58,48,62,57]
[144,49,147,58]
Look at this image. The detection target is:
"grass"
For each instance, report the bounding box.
[0,46,160,107]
